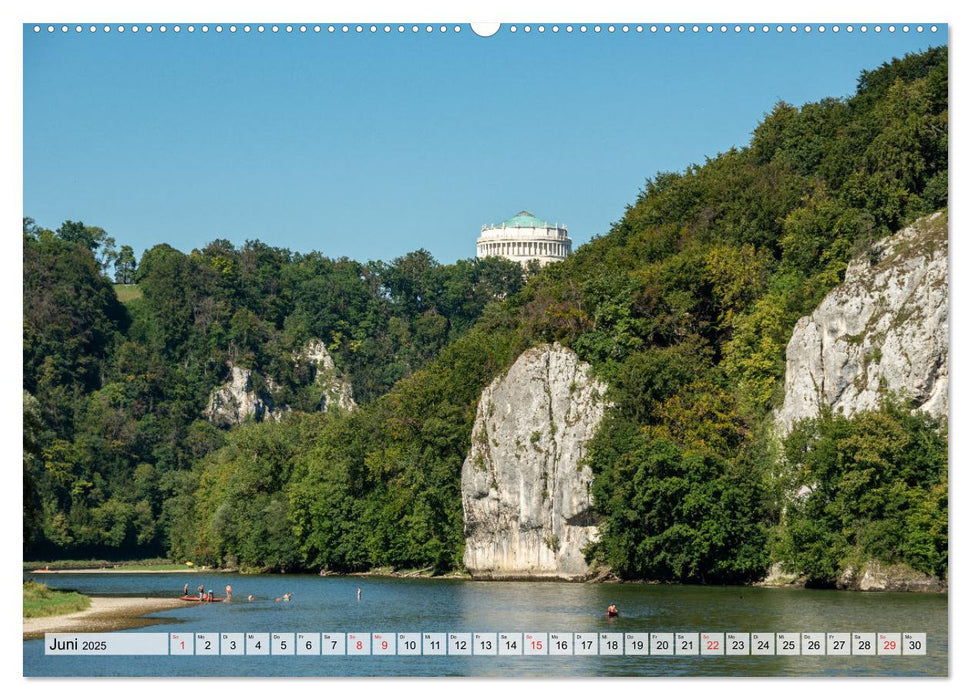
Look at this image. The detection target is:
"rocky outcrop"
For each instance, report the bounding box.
[297,339,357,413]
[204,365,284,427]
[756,563,805,588]
[757,560,945,592]
[776,212,948,434]
[837,561,946,593]
[205,339,355,427]
[461,343,608,580]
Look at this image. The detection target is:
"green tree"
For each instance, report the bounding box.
[114,245,138,284]
[780,401,947,585]
[24,235,128,425]
[56,220,109,252]
[588,415,768,583]
[23,392,45,552]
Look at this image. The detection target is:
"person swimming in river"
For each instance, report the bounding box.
[274,593,293,602]
[606,604,619,618]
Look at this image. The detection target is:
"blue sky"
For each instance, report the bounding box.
[23,23,946,265]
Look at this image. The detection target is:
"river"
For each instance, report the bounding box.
[23,572,947,677]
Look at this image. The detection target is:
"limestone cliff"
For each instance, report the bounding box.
[204,339,355,427]
[836,561,945,593]
[461,343,607,580]
[296,339,357,413]
[776,211,948,434]
[204,364,284,427]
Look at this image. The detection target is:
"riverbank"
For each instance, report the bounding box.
[31,567,200,574]
[25,558,203,574]
[23,597,188,640]
[23,581,90,618]
[319,566,471,580]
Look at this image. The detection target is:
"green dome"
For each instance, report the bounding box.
[499,210,553,228]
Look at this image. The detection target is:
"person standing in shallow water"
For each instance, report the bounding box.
[357,587,362,602]
[183,583,189,596]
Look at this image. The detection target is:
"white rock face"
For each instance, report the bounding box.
[205,339,356,426]
[461,343,607,580]
[298,339,357,413]
[204,365,281,427]
[776,212,948,433]
[837,561,945,593]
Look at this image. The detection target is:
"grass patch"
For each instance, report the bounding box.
[113,284,142,303]
[23,582,90,618]
[109,563,195,571]
[24,558,190,572]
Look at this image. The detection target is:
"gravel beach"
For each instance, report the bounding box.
[23,597,188,640]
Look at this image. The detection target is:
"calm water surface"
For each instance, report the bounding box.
[23,573,947,677]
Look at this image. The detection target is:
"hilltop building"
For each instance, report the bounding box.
[476,211,571,267]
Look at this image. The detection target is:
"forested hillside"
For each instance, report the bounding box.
[24,47,948,585]
[23,228,525,557]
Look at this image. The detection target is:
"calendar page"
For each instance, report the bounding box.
[20,4,949,681]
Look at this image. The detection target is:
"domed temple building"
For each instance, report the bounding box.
[476,211,572,267]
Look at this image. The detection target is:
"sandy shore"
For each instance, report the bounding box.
[23,597,189,640]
